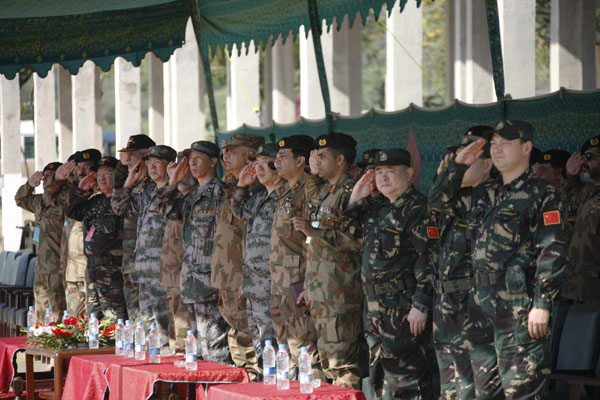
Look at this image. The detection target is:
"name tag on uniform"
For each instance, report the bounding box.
[33,227,40,243]
[85,226,96,242]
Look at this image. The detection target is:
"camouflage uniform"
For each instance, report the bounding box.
[305,172,364,389]
[15,182,67,322]
[43,176,88,316]
[112,162,140,322]
[228,184,278,368]
[342,184,436,399]
[112,177,169,346]
[160,219,191,352]
[65,187,126,320]
[561,176,600,306]
[211,180,258,374]
[270,173,326,381]
[429,159,570,399]
[159,176,230,363]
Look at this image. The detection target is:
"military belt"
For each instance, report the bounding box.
[363,276,417,297]
[89,255,122,265]
[474,271,505,288]
[434,277,474,295]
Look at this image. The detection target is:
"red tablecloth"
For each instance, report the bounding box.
[61,354,249,400]
[207,381,366,400]
[0,336,27,393]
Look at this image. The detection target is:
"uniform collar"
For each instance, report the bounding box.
[389,185,416,208]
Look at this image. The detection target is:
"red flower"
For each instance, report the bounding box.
[52,328,73,337]
[77,314,85,319]
[102,324,116,337]
[63,316,78,326]
[49,322,55,327]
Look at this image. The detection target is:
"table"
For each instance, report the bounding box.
[0,336,27,393]
[61,354,250,400]
[25,346,115,400]
[207,381,366,400]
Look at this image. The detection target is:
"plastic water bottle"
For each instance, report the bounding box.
[124,320,134,358]
[135,322,146,360]
[115,319,124,356]
[276,344,290,390]
[88,313,99,349]
[299,346,313,393]
[263,340,276,385]
[44,307,53,325]
[148,324,161,364]
[185,330,197,371]
[27,306,37,332]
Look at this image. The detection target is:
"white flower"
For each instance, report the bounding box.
[32,326,53,337]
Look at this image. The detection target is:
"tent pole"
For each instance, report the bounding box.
[307,0,333,132]
[485,0,506,104]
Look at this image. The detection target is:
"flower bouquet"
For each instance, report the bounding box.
[24,314,116,350]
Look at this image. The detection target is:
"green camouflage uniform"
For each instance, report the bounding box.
[160,219,191,352]
[342,185,436,399]
[65,187,126,320]
[270,173,327,381]
[305,173,363,389]
[43,176,87,316]
[228,184,278,368]
[112,177,169,346]
[560,176,600,306]
[429,159,570,399]
[15,182,67,322]
[159,176,230,363]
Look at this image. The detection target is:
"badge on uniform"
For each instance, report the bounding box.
[543,210,560,226]
[426,227,439,239]
[505,265,526,294]
[311,221,320,229]
[85,226,96,242]
[33,226,40,243]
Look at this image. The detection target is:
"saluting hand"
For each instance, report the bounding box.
[309,150,319,175]
[455,139,486,166]
[566,152,583,177]
[28,171,43,188]
[78,173,97,191]
[436,153,454,175]
[238,164,257,187]
[168,158,190,186]
[124,159,147,188]
[55,161,76,181]
[407,306,427,336]
[528,307,550,339]
[349,169,375,205]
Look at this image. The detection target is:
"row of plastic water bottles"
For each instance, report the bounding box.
[113,319,162,363]
[27,306,76,330]
[262,340,315,393]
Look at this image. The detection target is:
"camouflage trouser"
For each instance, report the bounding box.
[166,286,191,352]
[310,301,363,389]
[138,280,169,347]
[86,258,128,321]
[65,280,86,316]
[34,265,67,322]
[188,301,231,363]
[246,295,276,369]
[468,287,550,399]
[271,291,326,381]
[365,292,432,399]
[218,289,260,378]
[122,272,139,323]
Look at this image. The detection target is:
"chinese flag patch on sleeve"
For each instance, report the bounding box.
[426,227,440,239]
[543,211,561,226]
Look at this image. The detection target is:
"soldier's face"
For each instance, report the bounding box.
[275,149,304,180]
[581,149,600,182]
[222,146,250,173]
[120,149,145,169]
[535,163,562,187]
[255,156,276,185]
[375,165,413,200]
[76,161,94,180]
[316,148,338,180]
[146,157,169,182]
[188,150,216,180]
[96,166,114,195]
[490,134,531,173]
[42,171,54,190]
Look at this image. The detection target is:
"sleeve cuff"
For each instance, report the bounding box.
[533,296,551,310]
[412,292,432,311]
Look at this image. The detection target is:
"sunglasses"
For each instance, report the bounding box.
[582,153,599,161]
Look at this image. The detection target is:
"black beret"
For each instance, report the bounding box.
[75,149,102,164]
[119,134,156,152]
[530,147,542,165]
[374,148,411,167]
[314,132,357,150]
[67,152,81,162]
[581,135,600,154]
[485,119,534,142]
[539,149,570,169]
[278,135,314,153]
[92,156,118,172]
[42,162,62,173]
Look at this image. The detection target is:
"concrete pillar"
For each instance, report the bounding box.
[550,0,597,91]
[446,1,456,101]
[386,1,423,109]
[0,75,24,251]
[299,26,325,119]
[227,42,260,130]
[148,53,164,144]
[498,0,535,98]
[72,61,103,150]
[451,0,468,101]
[262,40,273,126]
[163,59,173,147]
[33,73,57,171]
[272,31,296,123]
[94,67,103,148]
[465,0,495,103]
[115,58,141,151]
[56,66,73,161]
[169,18,205,149]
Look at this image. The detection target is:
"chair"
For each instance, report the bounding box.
[4,253,32,335]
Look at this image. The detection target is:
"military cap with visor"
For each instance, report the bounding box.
[222,134,265,150]
[118,134,156,152]
[278,135,314,153]
[581,134,600,154]
[374,148,411,167]
[75,149,102,164]
[358,148,382,168]
[92,156,118,172]
[484,119,534,142]
[256,143,279,158]
[447,134,492,159]
[145,145,177,163]
[313,131,357,150]
[183,141,220,159]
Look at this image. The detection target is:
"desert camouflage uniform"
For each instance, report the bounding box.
[159,177,230,363]
[270,173,326,381]
[66,187,126,320]
[43,176,87,316]
[228,184,278,368]
[211,178,258,375]
[305,173,363,389]
[160,219,191,352]
[429,160,570,399]
[342,185,436,399]
[15,182,67,322]
[112,162,140,322]
[560,177,600,306]
[112,177,169,346]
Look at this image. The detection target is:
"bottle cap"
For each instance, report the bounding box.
[300,346,308,352]
[265,340,272,346]
[46,307,52,312]
[90,313,96,318]
[137,322,143,327]
[64,310,69,314]
[125,320,131,325]
[187,330,195,336]
[117,318,124,324]
[278,344,286,350]
[29,306,34,311]
[151,324,157,330]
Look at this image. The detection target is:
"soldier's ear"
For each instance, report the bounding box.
[405,167,414,180]
[523,141,533,156]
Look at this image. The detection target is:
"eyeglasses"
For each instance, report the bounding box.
[582,152,599,161]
